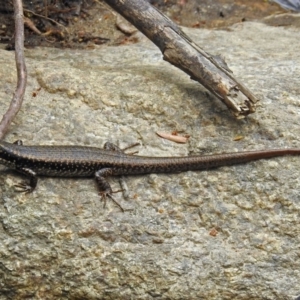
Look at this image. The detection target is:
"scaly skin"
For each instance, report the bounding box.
[1,140,300,210]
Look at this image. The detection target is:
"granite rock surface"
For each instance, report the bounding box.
[0,21,300,299]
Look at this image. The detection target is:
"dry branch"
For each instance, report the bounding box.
[0,0,27,139]
[103,0,259,119]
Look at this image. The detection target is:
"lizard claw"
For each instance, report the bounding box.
[99,190,124,212]
[14,182,34,194]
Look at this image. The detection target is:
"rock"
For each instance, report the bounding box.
[0,21,300,299]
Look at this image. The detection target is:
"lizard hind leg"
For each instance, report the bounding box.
[103,141,140,155]
[95,168,124,212]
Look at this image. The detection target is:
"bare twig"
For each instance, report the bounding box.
[24,8,68,31]
[0,0,27,139]
[103,0,259,119]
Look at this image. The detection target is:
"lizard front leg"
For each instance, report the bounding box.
[14,167,38,193]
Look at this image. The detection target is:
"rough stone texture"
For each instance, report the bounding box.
[0,21,300,299]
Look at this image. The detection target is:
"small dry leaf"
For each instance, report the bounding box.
[116,15,137,35]
[24,17,42,35]
[156,131,189,143]
[233,135,244,141]
[209,228,218,237]
[32,87,42,97]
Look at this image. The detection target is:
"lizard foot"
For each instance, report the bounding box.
[14,182,34,194]
[99,189,124,212]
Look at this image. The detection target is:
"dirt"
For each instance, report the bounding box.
[0,0,287,49]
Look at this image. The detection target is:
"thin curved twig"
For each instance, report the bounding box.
[0,0,27,139]
[24,8,68,32]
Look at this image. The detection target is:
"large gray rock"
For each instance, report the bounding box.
[0,21,300,299]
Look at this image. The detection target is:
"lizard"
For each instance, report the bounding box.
[1,139,299,210]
